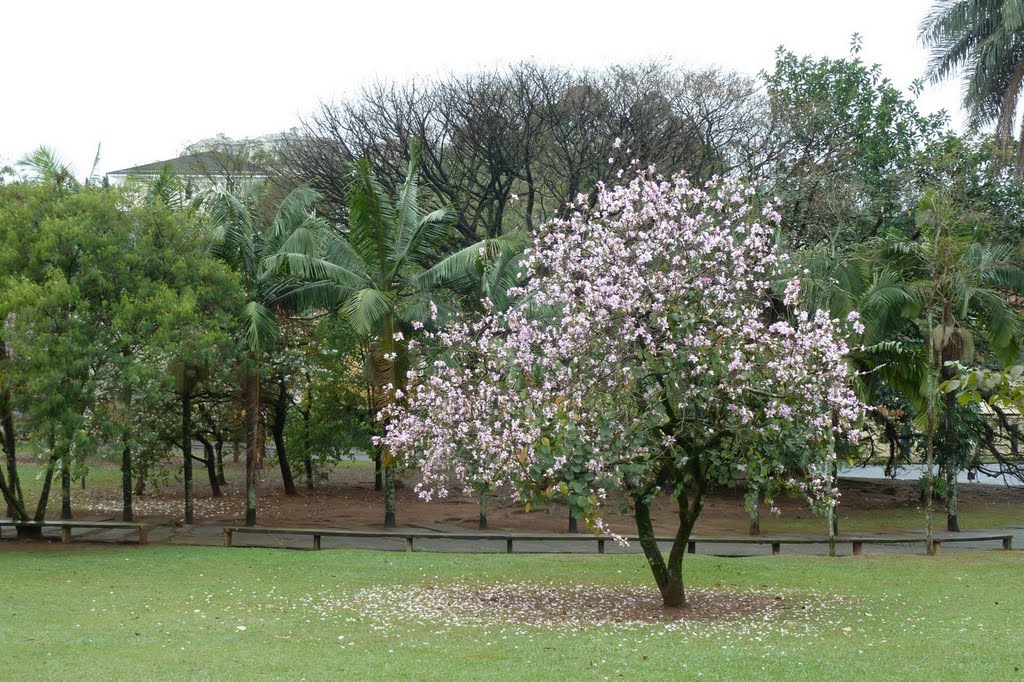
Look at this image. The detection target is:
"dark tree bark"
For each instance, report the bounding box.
[215,436,226,486]
[300,388,314,490]
[182,381,194,524]
[195,433,223,497]
[19,450,59,536]
[478,486,489,530]
[272,375,297,496]
[633,462,707,608]
[60,447,72,521]
[121,434,133,522]
[243,369,260,527]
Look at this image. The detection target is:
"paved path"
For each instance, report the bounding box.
[4,520,1022,557]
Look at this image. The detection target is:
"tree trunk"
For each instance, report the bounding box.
[60,448,72,521]
[383,465,396,528]
[196,433,223,497]
[135,464,147,497]
[568,510,577,533]
[33,449,58,523]
[381,312,398,528]
[0,341,23,518]
[121,435,133,522]
[374,453,383,492]
[301,382,314,490]
[634,476,706,609]
[272,376,297,496]
[182,383,194,525]
[478,487,488,531]
[1,404,21,519]
[946,466,960,532]
[925,310,937,556]
[747,485,760,536]
[243,368,260,527]
[215,436,226,486]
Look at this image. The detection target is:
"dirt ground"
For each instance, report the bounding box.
[32,456,1024,536]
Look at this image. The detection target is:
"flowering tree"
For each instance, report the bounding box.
[385,170,862,608]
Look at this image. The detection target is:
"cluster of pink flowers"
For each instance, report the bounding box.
[384,170,862,534]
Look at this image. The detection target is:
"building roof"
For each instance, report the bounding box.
[107,150,268,178]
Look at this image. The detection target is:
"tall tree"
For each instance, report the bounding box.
[877,187,1024,543]
[920,0,1024,174]
[267,139,519,527]
[385,172,861,607]
[206,185,326,524]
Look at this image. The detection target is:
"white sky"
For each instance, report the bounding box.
[2,0,962,178]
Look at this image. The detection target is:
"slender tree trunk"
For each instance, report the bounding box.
[232,441,240,464]
[121,434,133,522]
[383,465,396,528]
[273,376,297,496]
[925,312,936,555]
[568,510,577,533]
[182,383,194,525]
[946,466,960,532]
[215,436,226,486]
[135,464,147,497]
[747,485,760,536]
[1,411,21,519]
[634,463,706,608]
[301,378,314,490]
[0,398,27,520]
[478,486,488,531]
[244,366,260,527]
[196,433,222,497]
[381,313,398,528]
[26,448,59,532]
[366,378,382,492]
[60,447,72,521]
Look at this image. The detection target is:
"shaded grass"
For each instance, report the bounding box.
[3,546,1023,680]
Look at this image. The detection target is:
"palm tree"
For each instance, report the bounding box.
[206,184,327,525]
[788,243,921,551]
[920,1,1024,174]
[266,139,524,528]
[16,146,80,191]
[875,188,1024,545]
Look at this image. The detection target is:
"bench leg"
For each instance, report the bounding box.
[687,541,696,554]
[506,538,513,554]
[852,541,862,556]
[139,528,148,545]
[1003,536,1013,550]
[771,542,781,555]
[932,540,942,555]
[223,529,232,547]
[314,535,321,551]
[404,537,414,553]
[61,526,71,544]
[597,538,605,554]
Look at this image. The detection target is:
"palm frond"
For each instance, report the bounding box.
[238,300,280,354]
[340,287,394,336]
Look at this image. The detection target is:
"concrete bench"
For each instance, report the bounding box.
[0,519,149,544]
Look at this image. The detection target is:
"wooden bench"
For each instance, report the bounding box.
[222,527,609,553]
[222,526,1016,556]
[684,536,822,555]
[0,520,150,545]
[847,533,1013,556]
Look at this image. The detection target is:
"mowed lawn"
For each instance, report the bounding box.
[3,546,1022,680]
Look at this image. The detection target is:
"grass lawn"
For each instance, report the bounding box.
[3,546,1022,680]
